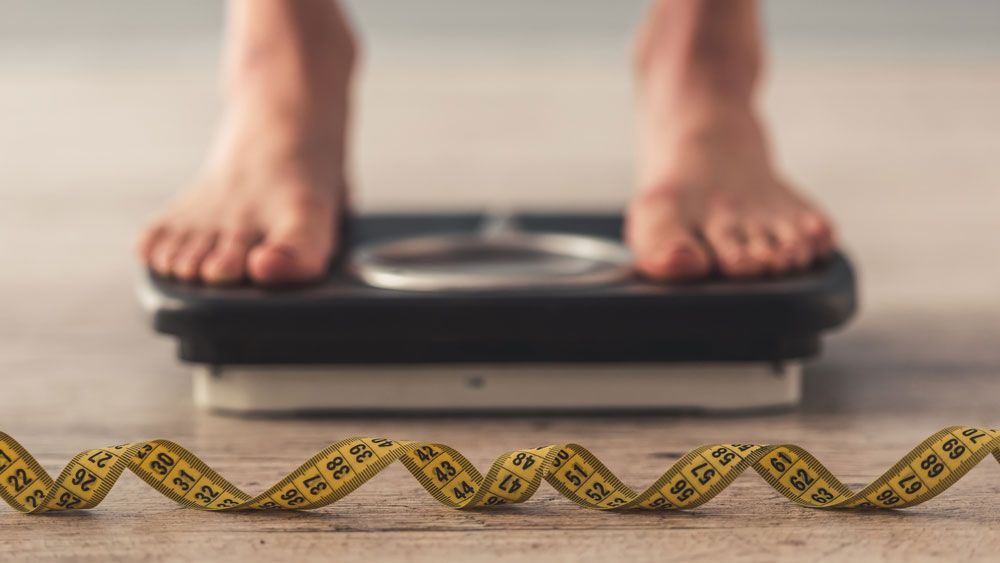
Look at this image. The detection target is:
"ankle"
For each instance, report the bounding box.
[222,2,358,115]
[636,54,759,118]
[224,0,358,84]
[634,2,761,107]
[225,38,356,102]
[219,32,356,153]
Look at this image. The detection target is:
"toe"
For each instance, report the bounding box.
[798,210,835,258]
[744,226,785,275]
[705,223,763,278]
[201,231,256,285]
[627,192,711,281]
[637,236,712,281]
[136,223,168,262]
[247,243,328,285]
[247,223,333,285]
[150,232,188,276]
[772,221,814,271]
[171,233,218,282]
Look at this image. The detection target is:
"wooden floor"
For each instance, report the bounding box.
[1,3,999,561]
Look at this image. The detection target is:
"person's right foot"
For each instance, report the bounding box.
[138,126,343,285]
[137,0,355,285]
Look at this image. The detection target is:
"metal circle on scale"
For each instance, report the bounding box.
[351,232,633,291]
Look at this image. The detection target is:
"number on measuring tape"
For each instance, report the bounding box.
[0,428,994,514]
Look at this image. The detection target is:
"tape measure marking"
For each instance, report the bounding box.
[0,426,996,513]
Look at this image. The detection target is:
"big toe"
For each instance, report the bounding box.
[628,195,712,281]
[637,238,712,281]
[247,235,331,285]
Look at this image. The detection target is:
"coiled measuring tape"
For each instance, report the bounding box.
[1,426,996,513]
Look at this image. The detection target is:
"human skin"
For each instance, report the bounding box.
[137,0,834,284]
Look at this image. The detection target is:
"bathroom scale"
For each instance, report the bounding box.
[139,212,857,414]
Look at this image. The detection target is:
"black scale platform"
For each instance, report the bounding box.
[141,213,857,366]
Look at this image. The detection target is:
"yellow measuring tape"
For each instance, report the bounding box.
[1,426,997,513]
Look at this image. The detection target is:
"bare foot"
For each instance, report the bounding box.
[627,106,835,281]
[626,0,835,282]
[137,0,355,285]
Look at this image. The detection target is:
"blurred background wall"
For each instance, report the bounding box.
[1,1,998,343]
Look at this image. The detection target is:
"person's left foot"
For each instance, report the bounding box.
[627,103,835,281]
[626,35,836,283]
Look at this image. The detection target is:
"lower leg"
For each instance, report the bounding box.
[138,0,356,284]
[627,0,834,280]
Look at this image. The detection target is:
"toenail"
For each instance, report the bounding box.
[202,263,239,283]
[800,212,828,229]
[659,245,696,263]
[651,254,700,276]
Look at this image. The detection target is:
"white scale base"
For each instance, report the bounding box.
[193,362,802,414]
